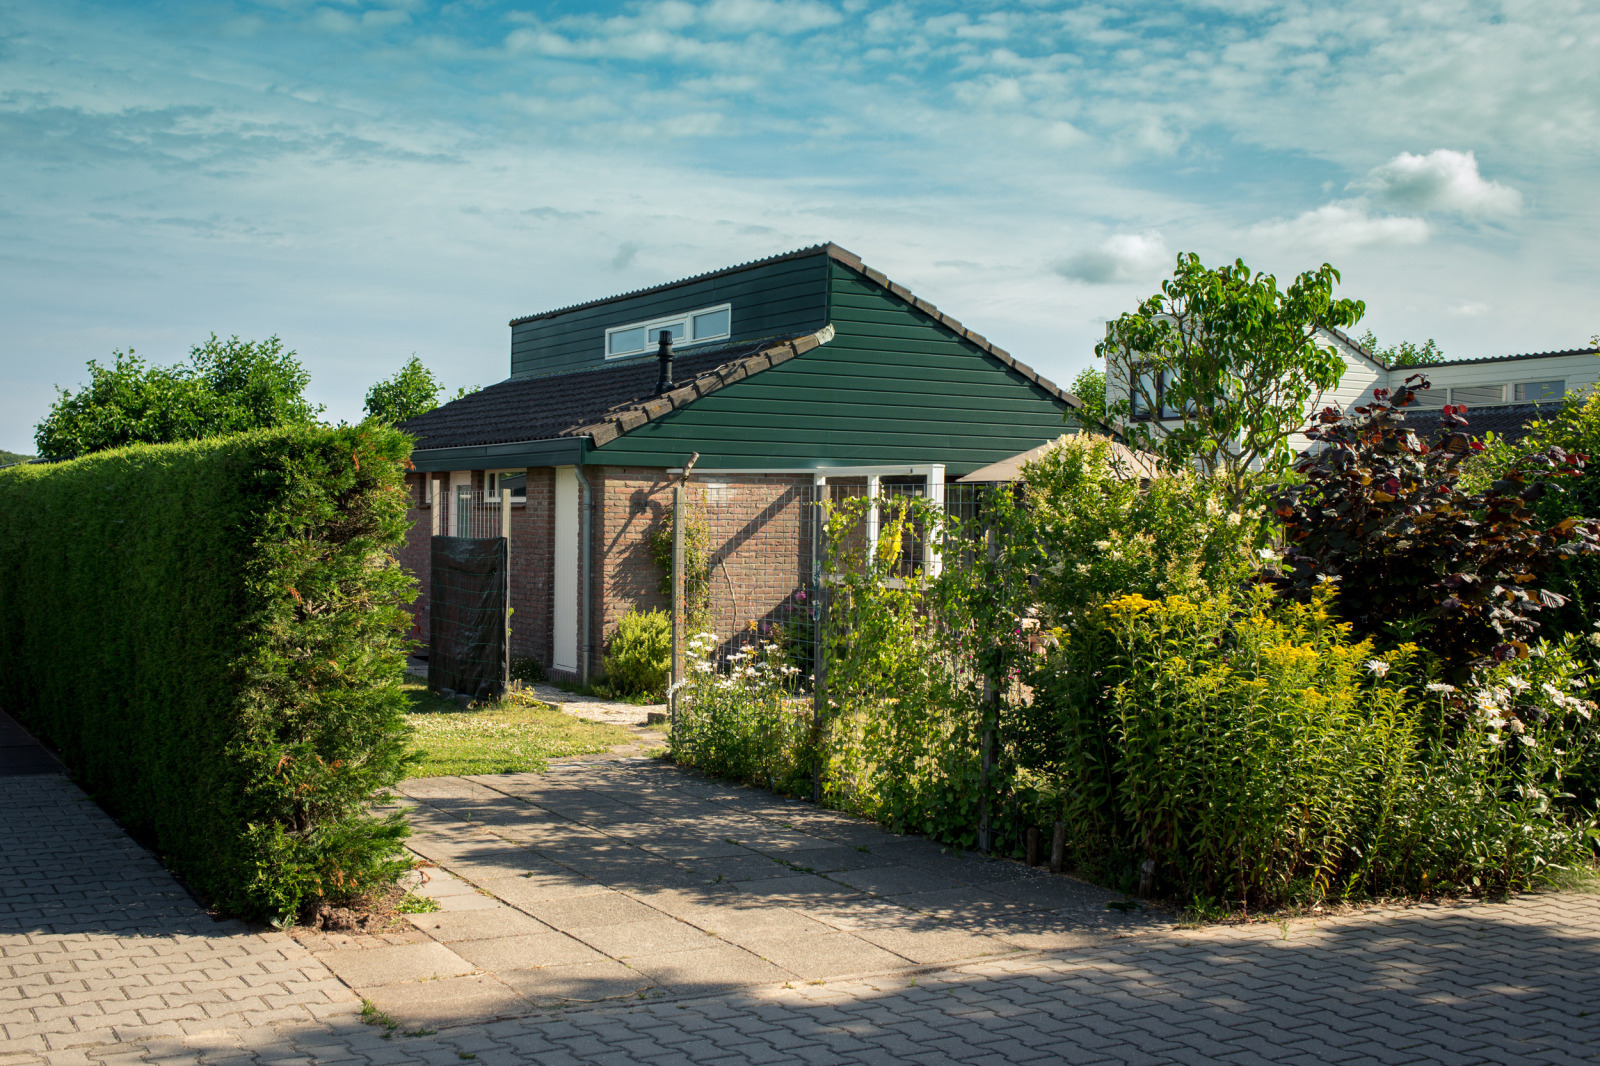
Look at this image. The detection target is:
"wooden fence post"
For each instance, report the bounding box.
[1051,818,1066,874]
[430,479,440,537]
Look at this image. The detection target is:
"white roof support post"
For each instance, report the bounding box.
[866,474,881,566]
[925,464,945,578]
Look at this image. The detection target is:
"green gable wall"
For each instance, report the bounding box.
[511,252,829,380]
[589,261,1076,477]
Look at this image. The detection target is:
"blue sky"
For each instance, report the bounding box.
[3,0,1598,453]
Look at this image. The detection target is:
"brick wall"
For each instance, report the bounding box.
[510,467,555,668]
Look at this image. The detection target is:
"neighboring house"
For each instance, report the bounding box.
[399,243,1089,682]
[1103,328,1599,451]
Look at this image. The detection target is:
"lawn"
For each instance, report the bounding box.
[402,677,634,777]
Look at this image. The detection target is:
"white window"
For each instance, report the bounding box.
[1515,380,1565,402]
[604,303,731,359]
[487,469,526,502]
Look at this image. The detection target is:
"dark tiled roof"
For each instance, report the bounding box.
[1421,346,1599,369]
[1397,402,1558,445]
[402,331,831,452]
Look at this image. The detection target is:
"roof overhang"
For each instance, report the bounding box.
[409,435,588,473]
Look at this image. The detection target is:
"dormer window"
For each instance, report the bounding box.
[604,303,732,359]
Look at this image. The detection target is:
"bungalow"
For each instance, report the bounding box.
[398,244,1089,684]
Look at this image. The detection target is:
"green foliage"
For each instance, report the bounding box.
[35,335,322,460]
[402,677,630,776]
[649,499,711,627]
[1358,329,1445,367]
[669,631,813,794]
[0,449,34,467]
[1034,589,1596,906]
[395,892,440,914]
[668,435,1599,909]
[1268,385,1600,678]
[603,608,672,698]
[1068,366,1107,423]
[1098,253,1365,502]
[365,356,444,424]
[0,425,418,922]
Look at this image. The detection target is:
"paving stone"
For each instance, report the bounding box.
[404,908,553,943]
[735,932,913,980]
[622,943,794,990]
[451,933,612,971]
[314,942,476,987]
[494,960,652,1004]
[360,974,528,1029]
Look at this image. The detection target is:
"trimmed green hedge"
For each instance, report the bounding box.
[0,425,418,922]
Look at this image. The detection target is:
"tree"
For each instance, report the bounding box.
[1357,330,1444,367]
[1067,366,1107,424]
[364,356,445,424]
[35,335,321,460]
[1266,378,1600,679]
[1097,253,1365,502]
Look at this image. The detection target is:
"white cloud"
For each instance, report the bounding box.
[700,0,842,34]
[1359,150,1522,217]
[1448,301,1490,317]
[1252,202,1429,252]
[1054,232,1171,284]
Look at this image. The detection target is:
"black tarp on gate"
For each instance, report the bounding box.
[429,536,506,698]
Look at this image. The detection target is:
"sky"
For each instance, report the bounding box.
[2,0,1598,455]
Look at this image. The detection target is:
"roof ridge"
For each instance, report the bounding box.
[1423,346,1600,368]
[508,244,856,326]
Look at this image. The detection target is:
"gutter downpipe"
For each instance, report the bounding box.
[574,453,594,687]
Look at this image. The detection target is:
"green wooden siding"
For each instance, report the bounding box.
[511,253,829,380]
[590,260,1076,477]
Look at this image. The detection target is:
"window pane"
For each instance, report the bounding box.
[1131,369,1156,419]
[1160,370,1182,420]
[1450,385,1505,406]
[656,321,686,343]
[608,326,648,355]
[692,307,730,340]
[498,471,526,500]
[1514,380,1565,402]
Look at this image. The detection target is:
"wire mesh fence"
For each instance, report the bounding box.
[680,476,1008,695]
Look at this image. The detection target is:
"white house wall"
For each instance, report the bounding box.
[1388,352,1600,406]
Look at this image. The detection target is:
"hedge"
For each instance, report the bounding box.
[0,424,418,922]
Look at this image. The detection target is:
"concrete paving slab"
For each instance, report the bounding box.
[730,873,865,905]
[830,865,966,897]
[516,891,663,931]
[736,931,913,979]
[450,932,611,971]
[314,942,477,987]
[848,925,1019,966]
[623,943,793,990]
[494,959,652,1003]
[359,974,526,1028]
[404,908,552,943]
[571,918,722,958]
[474,874,610,906]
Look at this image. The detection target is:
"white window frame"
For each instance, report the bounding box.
[1514,380,1566,403]
[487,469,527,503]
[603,302,732,359]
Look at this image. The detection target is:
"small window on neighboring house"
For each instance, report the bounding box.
[604,303,732,359]
[1515,380,1565,402]
[1131,366,1185,421]
[487,470,527,502]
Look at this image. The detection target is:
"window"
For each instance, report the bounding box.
[604,302,732,359]
[1515,380,1565,402]
[1451,385,1506,406]
[1130,366,1187,421]
[487,470,526,502]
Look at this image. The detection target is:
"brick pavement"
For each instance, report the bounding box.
[5,733,1600,1064]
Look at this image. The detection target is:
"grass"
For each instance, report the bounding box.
[402,677,634,778]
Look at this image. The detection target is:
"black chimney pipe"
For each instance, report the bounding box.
[654,329,675,394]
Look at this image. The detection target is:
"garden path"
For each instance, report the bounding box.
[5,718,1600,1066]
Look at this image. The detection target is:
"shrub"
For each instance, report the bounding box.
[0,425,418,922]
[1268,382,1600,678]
[602,608,672,698]
[1030,587,1597,906]
[669,631,811,793]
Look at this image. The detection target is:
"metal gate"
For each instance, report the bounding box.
[428,486,511,699]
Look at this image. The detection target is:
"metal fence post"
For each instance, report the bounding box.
[811,477,829,806]
[501,488,511,695]
[670,482,684,727]
[978,524,998,854]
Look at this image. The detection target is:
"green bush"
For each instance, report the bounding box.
[669,631,812,793]
[0,425,418,922]
[602,608,671,698]
[1034,588,1596,906]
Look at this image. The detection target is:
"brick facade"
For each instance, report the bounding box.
[400,465,824,683]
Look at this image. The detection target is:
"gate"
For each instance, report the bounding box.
[428,485,511,699]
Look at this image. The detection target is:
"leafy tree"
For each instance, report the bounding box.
[0,449,36,467]
[1067,366,1106,424]
[1266,378,1600,679]
[364,356,444,424]
[1357,329,1445,367]
[35,335,321,460]
[1098,253,1365,503]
